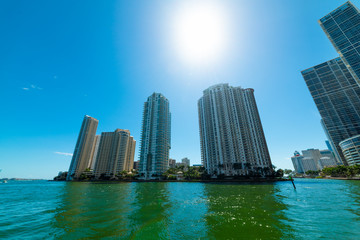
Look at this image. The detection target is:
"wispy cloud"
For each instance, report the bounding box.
[55,152,73,157]
[22,84,42,91]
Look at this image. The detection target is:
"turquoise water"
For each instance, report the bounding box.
[0,179,359,239]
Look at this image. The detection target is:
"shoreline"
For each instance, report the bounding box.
[294,176,360,180]
[52,178,290,183]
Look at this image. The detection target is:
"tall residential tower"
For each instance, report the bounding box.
[93,129,136,179]
[139,93,171,179]
[198,84,272,177]
[67,115,98,180]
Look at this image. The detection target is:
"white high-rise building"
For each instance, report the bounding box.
[198,84,272,177]
[139,93,171,179]
[67,115,99,180]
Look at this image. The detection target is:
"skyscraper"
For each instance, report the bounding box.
[93,129,136,179]
[198,83,272,177]
[67,115,99,181]
[89,135,101,170]
[301,57,360,165]
[139,93,171,179]
[319,2,360,85]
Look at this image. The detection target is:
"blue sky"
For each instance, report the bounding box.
[0,0,355,179]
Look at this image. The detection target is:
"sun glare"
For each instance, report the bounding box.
[172,1,230,67]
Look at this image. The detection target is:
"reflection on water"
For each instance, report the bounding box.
[128,182,171,239]
[1,179,360,239]
[202,183,294,239]
[53,182,134,239]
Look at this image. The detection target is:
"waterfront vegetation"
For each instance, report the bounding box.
[321,165,360,178]
[289,165,360,179]
[54,166,287,182]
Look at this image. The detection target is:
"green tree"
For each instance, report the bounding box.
[276,169,284,178]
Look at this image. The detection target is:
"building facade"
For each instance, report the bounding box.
[133,161,140,170]
[340,135,360,165]
[89,135,101,170]
[291,149,338,173]
[319,2,360,85]
[291,151,305,174]
[168,158,176,169]
[301,58,360,165]
[93,129,136,179]
[67,115,98,181]
[181,158,190,167]
[198,83,272,177]
[139,93,171,179]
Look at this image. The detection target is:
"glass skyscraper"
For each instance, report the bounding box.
[198,84,272,177]
[139,93,171,179]
[301,57,360,165]
[319,1,360,85]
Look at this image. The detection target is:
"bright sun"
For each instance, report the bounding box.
[172,1,230,67]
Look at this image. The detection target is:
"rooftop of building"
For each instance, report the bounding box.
[201,83,254,95]
[301,57,342,74]
[147,92,169,101]
[319,1,353,23]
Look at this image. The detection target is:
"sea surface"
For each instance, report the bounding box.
[0,179,360,239]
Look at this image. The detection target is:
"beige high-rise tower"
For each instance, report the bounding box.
[93,129,136,179]
[67,115,99,180]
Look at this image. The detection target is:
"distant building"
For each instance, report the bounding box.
[302,58,360,165]
[291,151,305,174]
[325,140,333,152]
[318,157,338,170]
[302,158,319,172]
[192,164,203,167]
[67,115,99,181]
[133,161,140,170]
[198,83,272,177]
[94,129,136,179]
[340,135,360,166]
[139,93,171,179]
[168,159,176,168]
[181,158,190,167]
[291,149,338,174]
